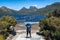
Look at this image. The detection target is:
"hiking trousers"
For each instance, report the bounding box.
[26,30,31,37]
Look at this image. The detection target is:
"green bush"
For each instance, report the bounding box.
[0,16,17,26]
[0,34,5,40]
[39,16,60,40]
[0,16,17,40]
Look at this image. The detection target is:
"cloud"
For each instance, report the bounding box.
[32,5,37,7]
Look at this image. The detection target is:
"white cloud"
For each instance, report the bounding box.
[32,5,37,7]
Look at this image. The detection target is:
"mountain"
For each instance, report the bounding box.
[29,6,37,12]
[0,6,17,14]
[18,7,29,13]
[18,6,37,14]
[35,2,60,14]
[18,2,60,14]
[0,2,60,14]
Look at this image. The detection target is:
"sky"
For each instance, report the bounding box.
[0,0,60,10]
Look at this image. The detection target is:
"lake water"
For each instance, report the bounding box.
[0,14,46,22]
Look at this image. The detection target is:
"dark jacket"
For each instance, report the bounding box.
[25,24,32,31]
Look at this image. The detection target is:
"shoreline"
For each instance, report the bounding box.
[15,22,39,30]
[16,22,39,26]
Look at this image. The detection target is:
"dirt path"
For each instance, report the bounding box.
[6,23,45,40]
[12,23,45,40]
[12,30,45,40]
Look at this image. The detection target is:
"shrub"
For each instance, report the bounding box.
[0,16,17,40]
[0,34,5,40]
[39,17,60,40]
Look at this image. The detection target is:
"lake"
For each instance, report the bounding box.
[0,14,46,22]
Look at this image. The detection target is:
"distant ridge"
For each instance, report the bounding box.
[0,6,17,14]
[18,6,37,14]
[0,2,60,14]
[35,2,60,14]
